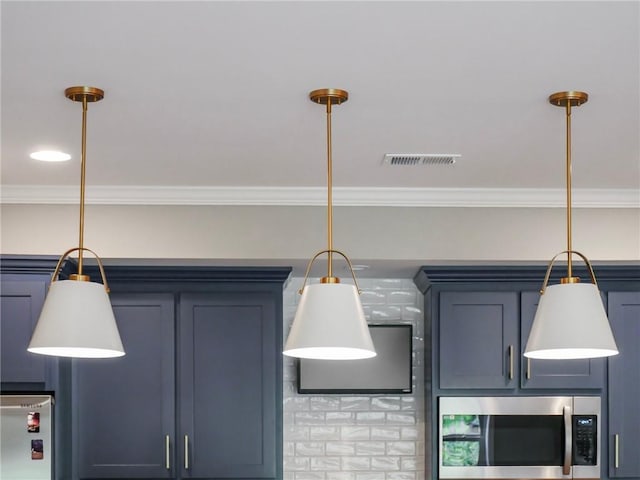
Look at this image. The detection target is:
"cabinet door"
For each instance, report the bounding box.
[608,291,640,478]
[439,291,518,389]
[179,292,279,480]
[520,291,605,389]
[75,293,175,479]
[0,276,48,385]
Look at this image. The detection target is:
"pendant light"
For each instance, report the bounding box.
[28,86,125,358]
[524,91,618,360]
[283,89,376,360]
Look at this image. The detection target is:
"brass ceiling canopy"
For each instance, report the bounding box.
[309,88,348,105]
[65,86,104,103]
[549,91,588,108]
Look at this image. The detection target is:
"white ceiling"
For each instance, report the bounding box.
[2,1,639,206]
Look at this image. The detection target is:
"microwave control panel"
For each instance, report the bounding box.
[572,415,597,465]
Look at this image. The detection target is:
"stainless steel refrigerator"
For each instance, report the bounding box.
[0,394,53,480]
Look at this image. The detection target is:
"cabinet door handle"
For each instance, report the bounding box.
[184,434,189,470]
[508,345,514,380]
[165,435,170,470]
[615,434,620,469]
[526,358,531,380]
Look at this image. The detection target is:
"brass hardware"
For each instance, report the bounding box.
[165,435,170,470]
[65,86,104,277]
[548,91,589,280]
[297,89,361,295]
[508,345,514,380]
[320,276,341,284]
[298,249,362,295]
[184,435,189,470]
[65,86,104,103]
[69,274,90,282]
[49,247,111,293]
[309,88,348,105]
[560,277,581,284]
[615,434,620,468]
[538,250,599,295]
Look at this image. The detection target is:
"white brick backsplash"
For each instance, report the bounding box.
[296,412,326,425]
[311,397,340,411]
[371,397,401,411]
[370,427,401,441]
[311,458,341,471]
[310,427,341,441]
[370,306,402,321]
[371,457,401,471]
[286,397,310,411]
[285,442,296,456]
[297,443,326,456]
[342,457,371,471]
[326,442,356,456]
[386,442,416,456]
[295,473,325,480]
[340,397,371,411]
[356,412,386,424]
[327,472,355,480]
[359,290,386,305]
[400,427,419,441]
[400,457,424,471]
[386,473,416,480]
[283,278,424,480]
[355,442,386,456]
[326,412,355,424]
[341,426,370,440]
[286,425,310,441]
[385,413,415,425]
[285,457,310,471]
[401,306,422,322]
[400,397,415,411]
[356,473,385,480]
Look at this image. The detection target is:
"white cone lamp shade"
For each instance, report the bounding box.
[524,283,617,359]
[28,280,124,358]
[283,283,375,360]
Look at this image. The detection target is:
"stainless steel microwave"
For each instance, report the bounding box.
[439,396,600,480]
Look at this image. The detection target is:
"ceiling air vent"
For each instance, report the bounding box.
[383,154,460,166]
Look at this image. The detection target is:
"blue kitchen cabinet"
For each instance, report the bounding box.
[178,293,279,480]
[439,291,519,389]
[520,291,605,389]
[0,273,51,387]
[607,291,640,478]
[418,268,610,391]
[72,265,289,480]
[74,293,176,479]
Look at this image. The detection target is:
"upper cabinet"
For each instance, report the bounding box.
[0,257,60,388]
[72,265,290,480]
[0,276,49,385]
[415,266,639,392]
[607,291,640,478]
[439,291,519,389]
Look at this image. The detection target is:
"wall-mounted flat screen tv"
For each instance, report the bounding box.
[297,324,413,394]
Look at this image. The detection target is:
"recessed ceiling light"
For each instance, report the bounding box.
[30,150,71,162]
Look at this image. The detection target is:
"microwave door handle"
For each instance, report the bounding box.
[563,405,572,476]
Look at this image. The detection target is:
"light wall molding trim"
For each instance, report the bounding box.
[1,185,639,208]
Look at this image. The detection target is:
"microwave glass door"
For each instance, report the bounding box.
[442,414,563,467]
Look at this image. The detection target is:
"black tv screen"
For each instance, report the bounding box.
[297,324,413,394]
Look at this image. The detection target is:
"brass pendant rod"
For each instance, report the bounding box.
[326,99,334,279]
[78,95,89,276]
[565,102,573,278]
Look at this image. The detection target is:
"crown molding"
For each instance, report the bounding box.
[1,185,638,208]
